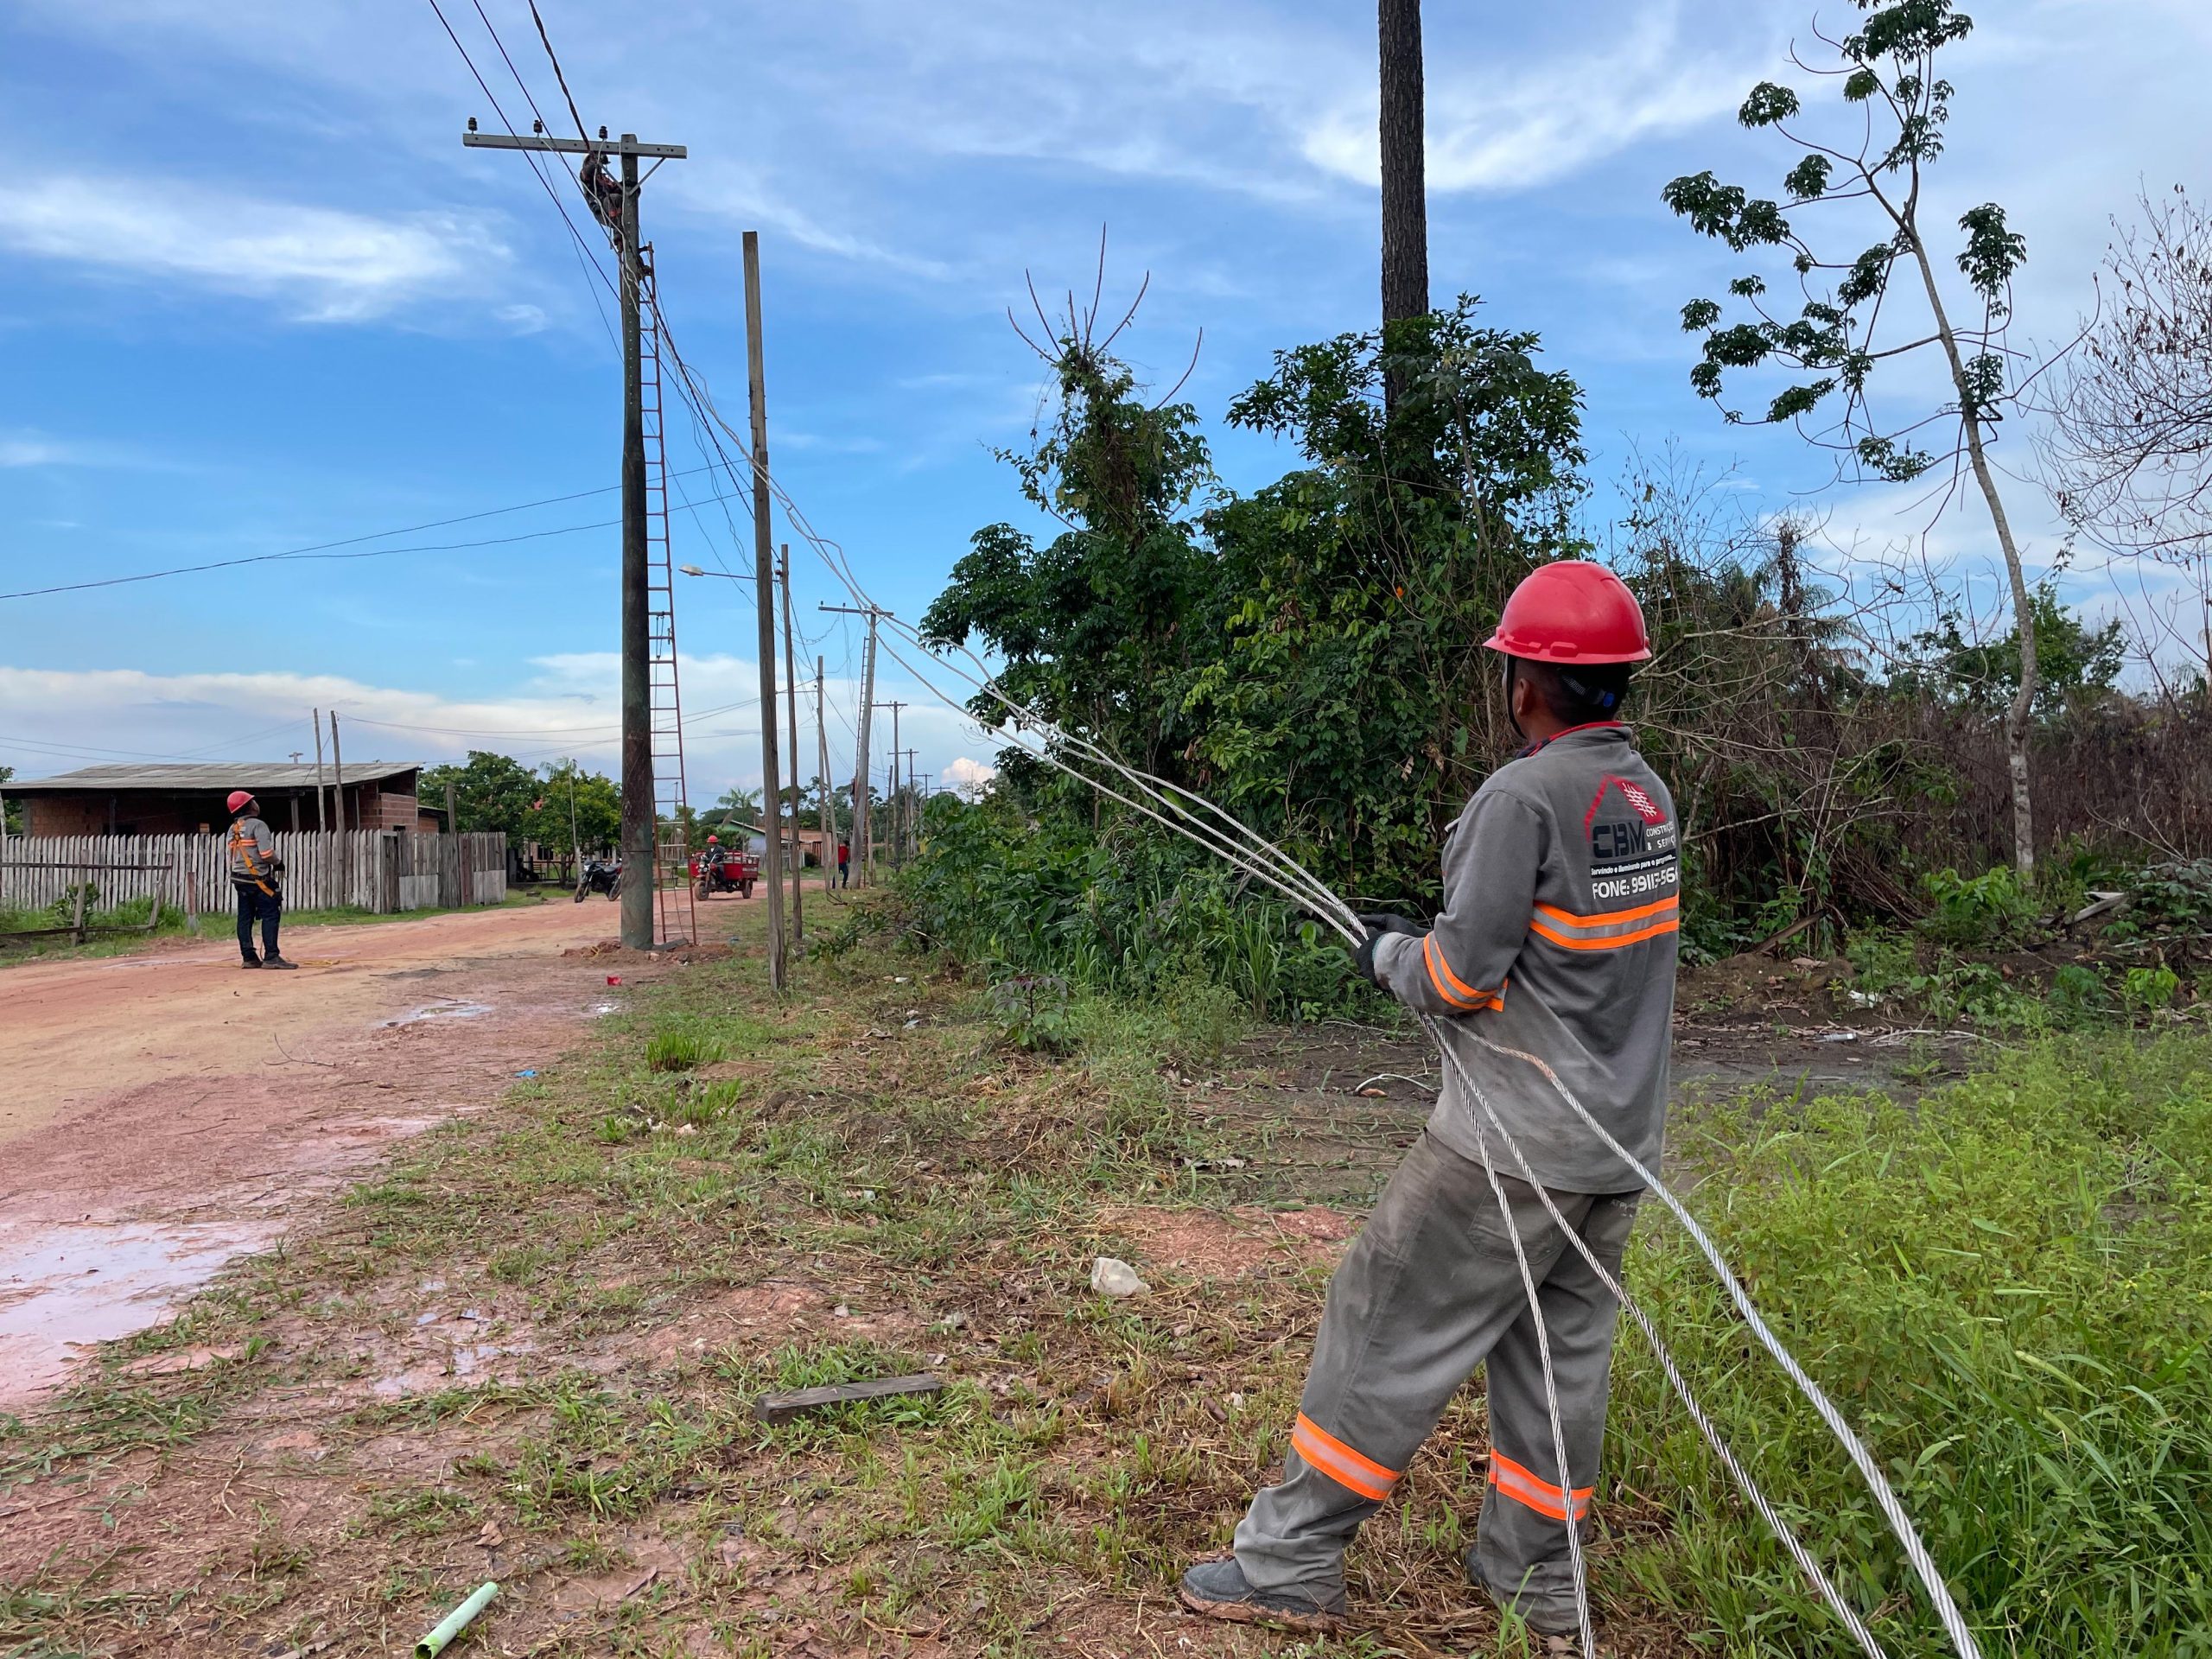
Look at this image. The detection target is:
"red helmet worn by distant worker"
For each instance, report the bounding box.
[227,790,257,814]
[707,835,720,845]
[1484,561,1650,664]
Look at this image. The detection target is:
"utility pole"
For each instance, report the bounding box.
[815,655,835,895]
[779,543,803,941]
[329,712,347,836]
[311,710,327,832]
[742,231,786,989]
[462,122,687,951]
[874,702,906,871]
[822,602,887,886]
[900,748,919,863]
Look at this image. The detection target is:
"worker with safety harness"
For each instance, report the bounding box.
[226,790,297,970]
[1179,563,1678,1643]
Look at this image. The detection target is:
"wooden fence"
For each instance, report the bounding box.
[0,831,507,918]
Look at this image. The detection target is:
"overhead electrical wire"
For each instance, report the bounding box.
[0,468,732,601]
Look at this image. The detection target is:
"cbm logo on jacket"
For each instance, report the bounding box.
[1586,775,1678,901]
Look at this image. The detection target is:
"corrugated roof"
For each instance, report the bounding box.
[2,762,423,792]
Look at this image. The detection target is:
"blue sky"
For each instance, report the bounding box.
[3,0,2209,798]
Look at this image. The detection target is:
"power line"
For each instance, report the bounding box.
[1,474,736,601]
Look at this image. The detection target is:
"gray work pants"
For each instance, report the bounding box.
[1232,1131,1639,1629]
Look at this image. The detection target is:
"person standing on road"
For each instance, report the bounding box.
[837,839,850,888]
[1178,563,1678,1643]
[226,790,296,970]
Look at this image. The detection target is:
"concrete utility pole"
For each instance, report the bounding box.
[779,543,802,941]
[874,702,906,870]
[901,748,919,863]
[815,655,835,895]
[462,123,687,950]
[742,231,786,989]
[822,602,886,886]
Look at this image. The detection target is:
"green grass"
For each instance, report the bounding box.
[1614,1035,2212,1656]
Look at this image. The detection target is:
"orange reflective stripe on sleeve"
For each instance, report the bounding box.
[1291,1414,1401,1503]
[1422,935,1506,1012]
[1487,1450,1592,1522]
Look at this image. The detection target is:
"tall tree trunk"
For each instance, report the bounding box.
[1904,228,2038,878]
[1378,0,1427,414]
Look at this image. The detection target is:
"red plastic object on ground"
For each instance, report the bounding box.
[607,975,621,986]
[1484,561,1650,664]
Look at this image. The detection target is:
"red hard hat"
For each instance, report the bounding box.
[1484,561,1650,664]
[226,790,256,813]
[707,834,719,844]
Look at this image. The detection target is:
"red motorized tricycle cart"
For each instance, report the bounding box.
[690,842,760,899]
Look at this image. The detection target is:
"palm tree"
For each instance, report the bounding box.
[1379,0,1427,413]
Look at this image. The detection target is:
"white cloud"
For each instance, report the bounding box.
[941,755,999,798]
[0,656,1001,804]
[0,175,509,321]
[1300,6,1759,194]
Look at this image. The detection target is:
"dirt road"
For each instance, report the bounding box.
[0,899,675,1408]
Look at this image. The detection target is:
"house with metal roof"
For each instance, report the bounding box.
[1,762,434,837]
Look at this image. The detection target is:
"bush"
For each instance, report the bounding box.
[1916,866,2037,949]
[891,794,1360,1022]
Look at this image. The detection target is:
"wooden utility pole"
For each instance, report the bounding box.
[779,543,803,940]
[822,602,885,886]
[462,124,686,950]
[311,709,328,831]
[1378,0,1428,413]
[815,655,835,894]
[742,231,787,989]
[329,712,347,836]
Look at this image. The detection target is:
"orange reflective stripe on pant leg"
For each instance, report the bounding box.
[1488,1450,1592,1522]
[1291,1414,1400,1503]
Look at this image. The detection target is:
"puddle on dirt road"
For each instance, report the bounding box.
[379,1001,493,1028]
[0,1219,276,1408]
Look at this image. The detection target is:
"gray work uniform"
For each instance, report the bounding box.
[227,817,279,887]
[1232,724,1680,1629]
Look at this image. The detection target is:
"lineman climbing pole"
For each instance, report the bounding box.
[462,122,687,950]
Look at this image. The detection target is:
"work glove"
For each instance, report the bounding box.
[1352,912,1423,985]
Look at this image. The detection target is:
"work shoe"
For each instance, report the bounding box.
[1466,1548,1586,1641]
[240,957,261,969]
[1176,1556,1344,1632]
[262,955,299,970]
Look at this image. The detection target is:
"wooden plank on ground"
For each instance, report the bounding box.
[752,1373,944,1423]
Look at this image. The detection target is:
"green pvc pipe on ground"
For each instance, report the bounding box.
[415,1581,499,1656]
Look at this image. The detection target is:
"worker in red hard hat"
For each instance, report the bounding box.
[226,789,296,969]
[1181,562,1677,1642]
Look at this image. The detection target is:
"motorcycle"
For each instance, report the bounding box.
[574,855,621,902]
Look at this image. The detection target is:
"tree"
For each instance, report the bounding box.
[710,784,761,830]
[539,760,620,854]
[0,764,18,837]
[418,751,544,842]
[2042,185,2212,564]
[1663,0,2041,875]
[1378,0,1428,415]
